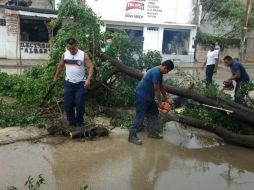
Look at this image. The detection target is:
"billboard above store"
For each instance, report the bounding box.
[86,0,199,25]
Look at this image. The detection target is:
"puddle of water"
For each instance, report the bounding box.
[0,127,254,190]
[164,122,223,149]
[0,142,56,190]
[0,65,253,189]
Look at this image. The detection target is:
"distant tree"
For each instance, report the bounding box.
[200,0,254,38]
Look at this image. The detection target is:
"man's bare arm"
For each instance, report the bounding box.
[154,84,161,105]
[53,55,65,83]
[214,58,219,73]
[160,84,168,102]
[227,70,241,81]
[84,53,94,88]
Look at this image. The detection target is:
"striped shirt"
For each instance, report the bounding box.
[64,49,86,83]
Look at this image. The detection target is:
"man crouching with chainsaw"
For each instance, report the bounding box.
[128,60,174,145]
[223,56,250,104]
[53,38,93,127]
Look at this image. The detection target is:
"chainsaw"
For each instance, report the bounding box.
[158,101,172,113]
[223,81,234,91]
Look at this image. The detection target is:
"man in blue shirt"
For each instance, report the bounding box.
[223,56,250,104]
[128,60,174,145]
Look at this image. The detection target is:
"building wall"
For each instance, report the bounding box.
[1,8,20,59]
[0,0,53,9]
[87,0,200,63]
[104,21,197,63]
[0,8,7,58]
[196,42,254,63]
[86,0,200,25]
[31,0,53,9]
[195,44,239,63]
[0,8,52,60]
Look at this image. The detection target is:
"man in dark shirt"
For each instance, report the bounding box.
[223,56,250,104]
[128,60,174,145]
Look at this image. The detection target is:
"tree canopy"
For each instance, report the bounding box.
[200,0,254,38]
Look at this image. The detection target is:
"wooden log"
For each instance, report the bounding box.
[70,131,84,139]
[163,113,254,148]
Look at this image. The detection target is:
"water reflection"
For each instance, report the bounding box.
[164,122,224,149]
[0,128,254,190]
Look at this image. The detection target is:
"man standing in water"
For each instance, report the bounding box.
[53,38,94,127]
[128,60,174,145]
[223,56,250,104]
[202,43,219,87]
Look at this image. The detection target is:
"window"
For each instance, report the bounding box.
[162,29,190,55]
[0,19,6,26]
[106,25,144,51]
[20,18,49,42]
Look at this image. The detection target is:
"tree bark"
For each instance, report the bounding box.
[100,53,254,127]
[89,69,119,91]
[163,113,254,149]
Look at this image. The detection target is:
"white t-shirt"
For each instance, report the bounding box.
[206,50,218,65]
[64,49,86,83]
[215,45,221,52]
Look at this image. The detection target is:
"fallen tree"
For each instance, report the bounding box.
[91,105,254,148]
[163,113,254,148]
[97,53,254,148]
[100,53,254,127]
[1,1,253,149]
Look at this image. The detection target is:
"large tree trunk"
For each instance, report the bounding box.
[163,113,254,148]
[94,106,254,148]
[100,53,254,127]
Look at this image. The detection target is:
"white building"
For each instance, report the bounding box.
[0,1,57,62]
[85,0,201,63]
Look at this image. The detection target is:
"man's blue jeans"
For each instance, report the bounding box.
[206,64,215,87]
[64,80,86,126]
[129,93,159,136]
[235,81,249,104]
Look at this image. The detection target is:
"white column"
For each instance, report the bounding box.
[142,26,148,53]
[100,24,106,33]
[55,0,61,10]
[157,27,164,53]
[188,27,197,55]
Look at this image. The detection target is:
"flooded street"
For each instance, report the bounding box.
[1,123,254,190]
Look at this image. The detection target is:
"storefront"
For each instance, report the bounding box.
[106,24,144,51]
[0,5,57,60]
[86,0,201,63]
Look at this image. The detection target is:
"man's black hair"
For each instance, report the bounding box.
[162,60,174,71]
[210,42,215,46]
[223,56,233,61]
[66,38,77,45]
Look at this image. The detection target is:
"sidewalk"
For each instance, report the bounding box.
[0,59,47,67]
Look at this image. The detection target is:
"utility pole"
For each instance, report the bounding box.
[240,0,252,62]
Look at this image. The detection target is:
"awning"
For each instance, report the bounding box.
[5,9,57,19]
[19,10,57,19]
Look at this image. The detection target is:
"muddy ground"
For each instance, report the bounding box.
[0,122,254,190]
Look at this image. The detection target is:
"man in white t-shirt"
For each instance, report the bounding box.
[215,42,221,60]
[202,43,219,87]
[53,38,94,127]
[215,42,221,53]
